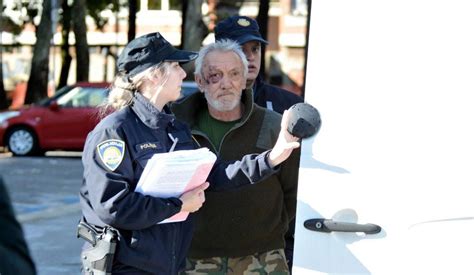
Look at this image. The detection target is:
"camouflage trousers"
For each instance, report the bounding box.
[181,249,289,275]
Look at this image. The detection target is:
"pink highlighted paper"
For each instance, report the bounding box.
[163,162,215,223]
[135,148,216,223]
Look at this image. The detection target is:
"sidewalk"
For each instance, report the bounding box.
[22,207,83,275]
[0,152,84,275]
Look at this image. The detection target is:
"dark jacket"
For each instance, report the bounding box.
[172,89,300,258]
[253,75,303,266]
[253,75,303,114]
[80,93,278,274]
[0,176,36,275]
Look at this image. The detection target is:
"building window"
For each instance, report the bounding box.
[144,0,182,11]
[148,0,161,10]
[169,0,182,10]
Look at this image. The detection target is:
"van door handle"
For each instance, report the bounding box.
[304,218,382,234]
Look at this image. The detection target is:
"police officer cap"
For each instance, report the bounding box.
[287,103,322,139]
[117,32,198,77]
[215,15,268,45]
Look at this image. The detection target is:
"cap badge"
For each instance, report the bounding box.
[237,18,251,27]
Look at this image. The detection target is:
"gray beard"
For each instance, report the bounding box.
[204,90,241,112]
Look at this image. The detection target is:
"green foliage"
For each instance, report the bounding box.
[0,16,22,35]
[3,0,125,34]
[10,0,41,25]
[86,0,119,31]
[1,0,41,33]
[214,0,245,21]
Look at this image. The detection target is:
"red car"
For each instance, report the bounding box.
[0,82,110,156]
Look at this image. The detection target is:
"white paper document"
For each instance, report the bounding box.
[135,148,216,223]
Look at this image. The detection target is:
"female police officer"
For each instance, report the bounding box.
[79,32,299,274]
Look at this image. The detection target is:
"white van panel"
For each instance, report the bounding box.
[293,0,474,274]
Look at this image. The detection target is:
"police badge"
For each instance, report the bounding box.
[97,139,126,171]
[237,18,251,27]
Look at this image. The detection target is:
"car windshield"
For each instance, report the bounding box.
[36,85,73,106]
[56,87,108,107]
[36,85,109,107]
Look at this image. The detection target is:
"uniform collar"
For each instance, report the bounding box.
[131,92,175,129]
[252,75,265,100]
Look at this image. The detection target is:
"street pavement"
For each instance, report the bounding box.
[0,151,84,275]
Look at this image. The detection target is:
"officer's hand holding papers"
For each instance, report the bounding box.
[135,148,216,223]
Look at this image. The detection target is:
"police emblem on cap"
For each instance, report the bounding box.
[237,18,251,27]
[97,139,125,171]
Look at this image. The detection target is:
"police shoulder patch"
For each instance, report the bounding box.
[96,139,126,171]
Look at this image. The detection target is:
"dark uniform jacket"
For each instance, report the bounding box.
[79,93,278,274]
[253,75,303,267]
[253,75,303,114]
[0,177,36,275]
[172,89,300,258]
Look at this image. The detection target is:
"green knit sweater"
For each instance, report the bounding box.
[171,89,300,258]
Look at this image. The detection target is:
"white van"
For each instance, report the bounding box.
[293,1,474,274]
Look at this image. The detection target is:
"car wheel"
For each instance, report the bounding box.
[7,127,40,156]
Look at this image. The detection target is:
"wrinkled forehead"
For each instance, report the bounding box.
[203,51,244,73]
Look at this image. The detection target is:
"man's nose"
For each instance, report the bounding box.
[245,52,255,61]
[220,75,232,89]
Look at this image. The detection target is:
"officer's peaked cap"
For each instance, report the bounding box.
[215,16,268,45]
[117,32,198,77]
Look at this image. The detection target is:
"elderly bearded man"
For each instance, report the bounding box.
[172,40,300,274]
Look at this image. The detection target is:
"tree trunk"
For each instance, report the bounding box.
[181,0,208,80]
[72,0,89,82]
[25,0,53,104]
[0,0,8,110]
[128,0,137,42]
[179,1,188,49]
[0,51,7,110]
[58,0,72,89]
[257,0,270,81]
[0,55,7,110]
[214,0,244,21]
[183,0,208,52]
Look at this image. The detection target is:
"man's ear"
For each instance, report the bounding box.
[146,68,161,84]
[195,74,205,93]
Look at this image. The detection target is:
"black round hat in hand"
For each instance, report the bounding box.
[287,103,321,139]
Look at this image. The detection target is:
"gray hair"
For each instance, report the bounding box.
[194,39,248,79]
[99,62,172,117]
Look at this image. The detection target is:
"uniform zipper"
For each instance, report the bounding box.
[171,223,178,274]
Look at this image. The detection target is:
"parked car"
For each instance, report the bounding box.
[0,81,199,156]
[0,82,110,156]
[180,81,199,99]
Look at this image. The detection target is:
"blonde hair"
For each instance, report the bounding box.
[99,62,172,118]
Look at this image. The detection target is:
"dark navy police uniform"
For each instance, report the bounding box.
[253,75,303,115]
[80,93,276,274]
